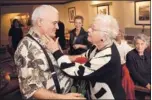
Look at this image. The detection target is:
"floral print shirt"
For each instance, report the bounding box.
[14,28,73,99]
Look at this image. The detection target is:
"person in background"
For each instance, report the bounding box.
[55,21,66,50]
[126,33,151,90]
[45,14,126,99]
[114,29,133,65]
[8,19,23,51]
[14,5,85,99]
[114,29,134,99]
[69,15,91,55]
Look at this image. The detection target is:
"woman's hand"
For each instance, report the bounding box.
[73,44,87,49]
[42,34,60,53]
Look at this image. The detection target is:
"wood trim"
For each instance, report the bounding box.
[0,0,77,6]
[91,2,112,7]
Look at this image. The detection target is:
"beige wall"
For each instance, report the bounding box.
[0,5,65,45]
[0,1,151,45]
[64,1,90,31]
[87,1,125,30]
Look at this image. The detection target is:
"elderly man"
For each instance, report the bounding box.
[14,5,84,99]
[45,14,126,99]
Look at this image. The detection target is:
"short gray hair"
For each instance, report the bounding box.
[134,33,150,46]
[31,5,58,25]
[94,14,119,39]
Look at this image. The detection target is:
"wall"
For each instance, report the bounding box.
[87,1,125,30]
[64,1,90,31]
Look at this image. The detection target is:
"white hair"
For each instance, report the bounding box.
[134,33,150,46]
[31,5,58,25]
[94,14,119,39]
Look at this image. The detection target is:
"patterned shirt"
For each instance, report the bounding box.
[14,28,73,99]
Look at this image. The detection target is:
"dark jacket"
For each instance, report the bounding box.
[126,49,151,87]
[69,28,91,55]
[55,21,66,50]
[8,27,23,50]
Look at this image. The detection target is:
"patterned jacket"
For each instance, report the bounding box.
[14,28,73,99]
[52,44,126,99]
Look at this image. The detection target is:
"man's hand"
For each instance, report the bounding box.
[62,93,85,99]
[33,88,86,99]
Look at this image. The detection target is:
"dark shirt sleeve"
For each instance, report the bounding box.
[126,53,148,87]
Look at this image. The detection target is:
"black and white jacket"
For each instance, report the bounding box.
[53,43,126,99]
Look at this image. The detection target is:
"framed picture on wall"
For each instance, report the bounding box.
[97,5,109,15]
[68,7,76,23]
[135,1,150,25]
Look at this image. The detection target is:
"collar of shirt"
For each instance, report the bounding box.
[28,28,47,49]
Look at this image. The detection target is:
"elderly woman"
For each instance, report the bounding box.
[126,34,151,90]
[45,14,126,99]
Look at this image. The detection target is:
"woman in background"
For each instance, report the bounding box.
[126,34,151,90]
[8,19,23,51]
[69,15,91,55]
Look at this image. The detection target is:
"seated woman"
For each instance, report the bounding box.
[126,34,151,90]
[114,29,133,65]
[69,15,91,55]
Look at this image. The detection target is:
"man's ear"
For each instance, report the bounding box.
[37,18,42,27]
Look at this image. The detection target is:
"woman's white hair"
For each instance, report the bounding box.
[94,14,119,39]
[134,33,150,46]
[31,5,58,25]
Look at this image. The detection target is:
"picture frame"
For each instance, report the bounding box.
[135,1,150,25]
[68,7,76,23]
[97,5,109,15]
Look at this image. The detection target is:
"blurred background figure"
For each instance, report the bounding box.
[114,29,133,65]
[114,29,135,99]
[126,33,151,90]
[69,15,91,55]
[55,21,66,50]
[8,19,23,51]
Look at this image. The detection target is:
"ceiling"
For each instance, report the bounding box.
[0,0,77,6]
